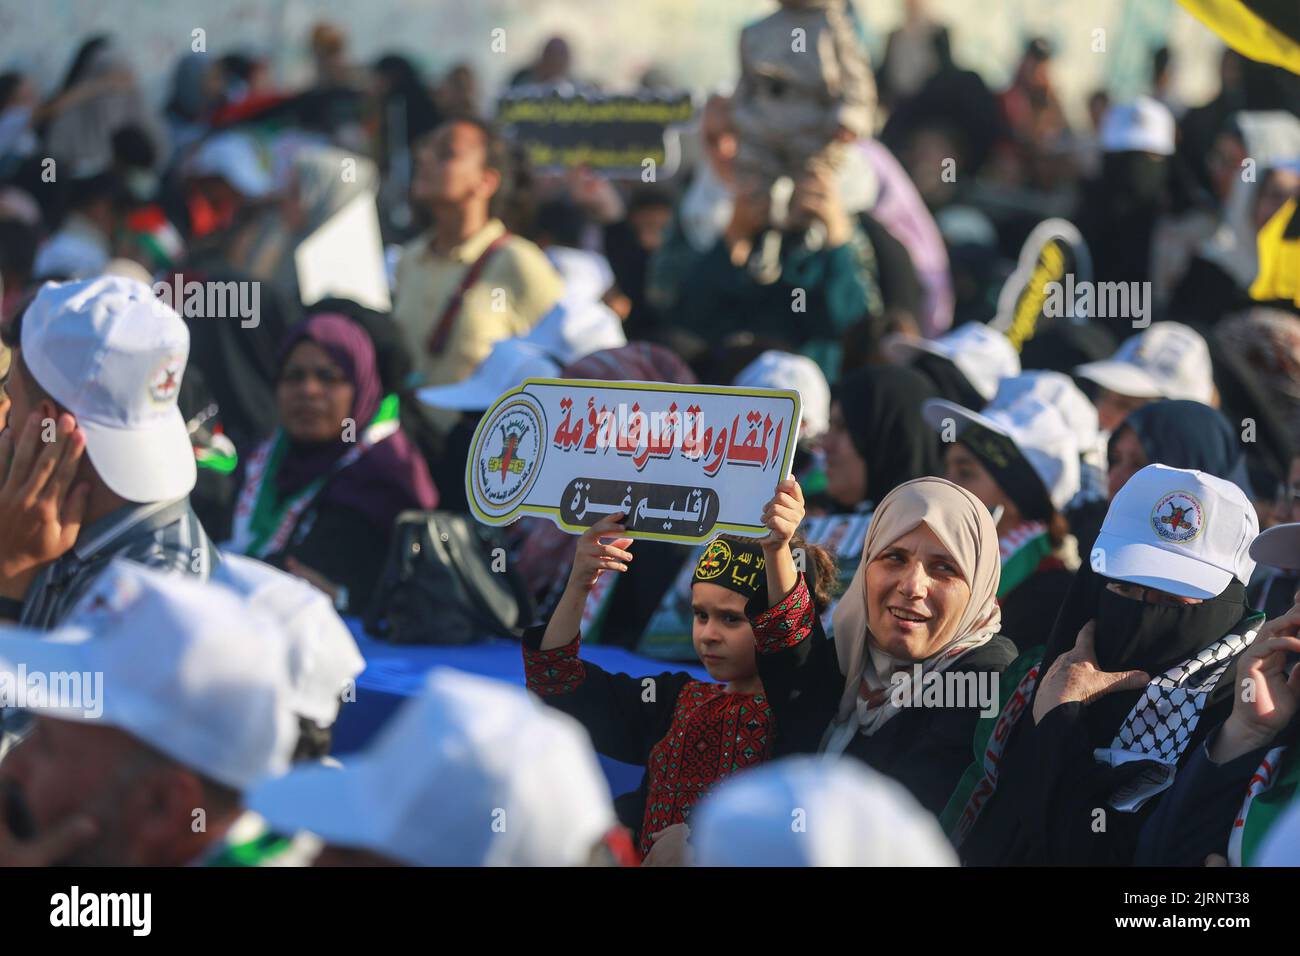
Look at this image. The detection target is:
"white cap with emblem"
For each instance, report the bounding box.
[19,276,196,503]
[1090,464,1257,600]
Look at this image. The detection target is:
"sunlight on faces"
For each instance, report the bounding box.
[865,523,972,660]
[410,121,497,207]
[1095,388,1150,434]
[1107,426,1148,500]
[822,400,867,507]
[1,718,116,854]
[943,443,1017,529]
[1,717,199,866]
[691,582,758,684]
[277,340,354,444]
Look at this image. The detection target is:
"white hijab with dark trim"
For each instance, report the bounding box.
[825,477,1003,749]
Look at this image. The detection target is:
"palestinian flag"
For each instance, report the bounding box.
[996,521,1051,599]
[124,205,185,271]
[1178,0,1300,74]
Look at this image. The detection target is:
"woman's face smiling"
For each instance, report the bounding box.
[691,582,758,687]
[865,523,972,661]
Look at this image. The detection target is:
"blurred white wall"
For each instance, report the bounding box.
[0,0,1226,127]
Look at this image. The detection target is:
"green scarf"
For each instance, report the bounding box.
[1233,745,1300,866]
[236,393,401,558]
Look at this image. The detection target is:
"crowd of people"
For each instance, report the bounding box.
[0,3,1297,867]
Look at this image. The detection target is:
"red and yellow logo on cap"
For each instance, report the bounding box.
[149,356,184,405]
[1151,491,1204,545]
[695,538,732,580]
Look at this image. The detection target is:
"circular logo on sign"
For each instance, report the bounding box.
[149,357,184,404]
[694,538,732,581]
[472,397,544,516]
[1151,491,1204,544]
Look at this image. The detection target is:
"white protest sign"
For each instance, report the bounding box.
[465,379,800,544]
[294,192,392,311]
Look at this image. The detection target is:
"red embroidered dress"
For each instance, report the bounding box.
[523,575,815,859]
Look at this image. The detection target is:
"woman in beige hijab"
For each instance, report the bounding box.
[759,477,1016,814]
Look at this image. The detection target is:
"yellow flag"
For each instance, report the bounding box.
[1178,0,1300,74]
[1250,197,1300,308]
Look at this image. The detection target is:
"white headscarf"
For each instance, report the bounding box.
[825,477,1002,748]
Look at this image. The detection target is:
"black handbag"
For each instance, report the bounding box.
[364,511,535,645]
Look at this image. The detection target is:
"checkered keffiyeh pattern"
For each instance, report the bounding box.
[1109,629,1256,762]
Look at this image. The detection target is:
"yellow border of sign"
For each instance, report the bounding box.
[465,378,802,543]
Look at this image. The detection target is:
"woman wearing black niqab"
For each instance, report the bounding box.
[951,464,1263,865]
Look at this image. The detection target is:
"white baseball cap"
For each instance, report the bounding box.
[20,277,197,503]
[883,322,1020,402]
[187,132,273,198]
[417,338,560,412]
[0,560,300,792]
[1090,464,1258,600]
[990,370,1100,453]
[32,230,110,280]
[733,350,831,443]
[1100,96,1176,156]
[1074,321,1214,404]
[247,668,617,866]
[1248,521,1300,573]
[522,302,626,366]
[545,246,615,306]
[526,248,626,364]
[924,394,1081,510]
[691,756,957,866]
[212,553,365,726]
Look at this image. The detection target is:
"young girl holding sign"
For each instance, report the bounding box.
[522,478,836,864]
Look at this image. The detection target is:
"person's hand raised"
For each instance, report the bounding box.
[1210,602,1300,762]
[724,177,771,263]
[1032,621,1150,725]
[790,165,851,248]
[0,412,90,581]
[760,478,804,553]
[565,514,634,595]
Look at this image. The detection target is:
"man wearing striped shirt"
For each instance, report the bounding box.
[0,277,217,631]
